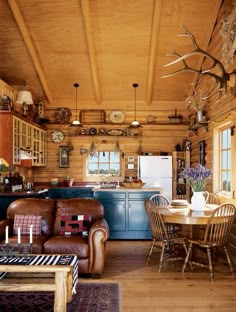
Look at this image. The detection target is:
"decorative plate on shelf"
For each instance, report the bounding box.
[51,130,65,143]
[55,107,72,124]
[88,127,97,135]
[98,128,107,135]
[107,129,125,136]
[110,111,125,123]
[79,128,88,135]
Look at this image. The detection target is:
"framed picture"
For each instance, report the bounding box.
[198,140,205,166]
[59,146,70,168]
[127,163,135,170]
[127,156,134,162]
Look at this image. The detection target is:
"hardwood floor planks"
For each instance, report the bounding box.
[79,240,236,311]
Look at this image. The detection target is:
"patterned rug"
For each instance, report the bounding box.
[0,283,120,312]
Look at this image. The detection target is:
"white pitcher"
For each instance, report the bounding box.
[191,190,209,211]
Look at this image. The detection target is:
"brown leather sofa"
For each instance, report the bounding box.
[0,197,110,276]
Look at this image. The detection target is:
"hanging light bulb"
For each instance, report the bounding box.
[70,83,82,127]
[129,83,142,128]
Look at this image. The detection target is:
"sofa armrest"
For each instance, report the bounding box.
[88,218,110,274]
[0,219,13,241]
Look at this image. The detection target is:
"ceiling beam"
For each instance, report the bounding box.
[7,0,53,104]
[80,0,102,104]
[146,0,163,105]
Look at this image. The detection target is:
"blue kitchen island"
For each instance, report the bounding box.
[93,188,161,239]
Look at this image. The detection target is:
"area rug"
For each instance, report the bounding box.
[0,283,120,312]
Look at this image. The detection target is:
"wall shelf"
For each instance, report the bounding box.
[188,121,208,135]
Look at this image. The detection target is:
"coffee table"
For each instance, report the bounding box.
[0,254,78,312]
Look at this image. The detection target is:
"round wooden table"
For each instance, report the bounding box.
[160,204,219,225]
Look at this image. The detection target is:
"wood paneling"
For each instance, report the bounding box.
[34,119,188,182]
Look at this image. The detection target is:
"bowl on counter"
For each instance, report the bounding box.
[121,182,146,189]
[50,179,58,186]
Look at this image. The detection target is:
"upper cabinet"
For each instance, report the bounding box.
[0,112,47,167]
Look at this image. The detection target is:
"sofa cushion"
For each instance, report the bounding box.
[60,214,89,236]
[43,236,89,258]
[7,198,56,236]
[13,214,42,235]
[53,198,104,235]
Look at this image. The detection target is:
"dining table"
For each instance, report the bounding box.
[159,202,220,240]
[160,204,219,225]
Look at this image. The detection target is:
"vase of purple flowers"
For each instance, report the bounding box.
[181,164,212,210]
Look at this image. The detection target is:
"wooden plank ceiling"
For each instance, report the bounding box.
[0,0,222,115]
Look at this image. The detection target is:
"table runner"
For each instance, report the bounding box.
[0,254,78,294]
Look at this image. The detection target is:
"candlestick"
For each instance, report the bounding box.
[29,225,33,244]
[5,226,9,244]
[17,226,21,244]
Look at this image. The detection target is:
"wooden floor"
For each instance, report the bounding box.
[79,240,236,312]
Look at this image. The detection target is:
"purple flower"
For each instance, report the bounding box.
[181,164,211,192]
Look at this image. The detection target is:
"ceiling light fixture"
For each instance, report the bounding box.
[129,83,142,128]
[70,83,82,127]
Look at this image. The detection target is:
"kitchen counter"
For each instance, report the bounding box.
[92,187,163,192]
[0,188,48,197]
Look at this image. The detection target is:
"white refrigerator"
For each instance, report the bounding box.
[138,156,173,201]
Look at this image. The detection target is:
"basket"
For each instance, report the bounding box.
[121,182,146,189]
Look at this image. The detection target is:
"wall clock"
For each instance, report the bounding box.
[51,130,65,143]
[110,111,125,123]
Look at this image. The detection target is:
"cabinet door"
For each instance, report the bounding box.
[39,129,47,165]
[21,120,32,150]
[13,116,21,164]
[94,192,126,231]
[32,127,47,166]
[128,200,150,231]
[99,199,126,231]
[127,192,156,232]
[79,188,93,198]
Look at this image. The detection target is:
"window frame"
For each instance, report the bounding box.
[213,120,235,197]
[87,151,121,176]
[83,145,125,182]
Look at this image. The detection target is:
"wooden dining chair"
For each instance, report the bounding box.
[182,203,236,281]
[149,194,170,207]
[149,194,181,234]
[145,199,188,272]
[206,192,220,205]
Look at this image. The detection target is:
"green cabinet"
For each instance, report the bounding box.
[48,187,93,199]
[93,190,159,239]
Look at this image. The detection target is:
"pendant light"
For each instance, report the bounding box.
[129,83,142,128]
[70,83,82,127]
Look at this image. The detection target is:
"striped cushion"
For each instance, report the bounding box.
[13,214,42,235]
[60,215,89,236]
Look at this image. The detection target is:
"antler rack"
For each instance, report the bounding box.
[162,25,236,100]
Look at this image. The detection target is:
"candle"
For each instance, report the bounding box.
[17,226,21,244]
[29,225,33,244]
[5,226,8,244]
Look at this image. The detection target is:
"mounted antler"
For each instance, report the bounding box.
[162,25,236,99]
